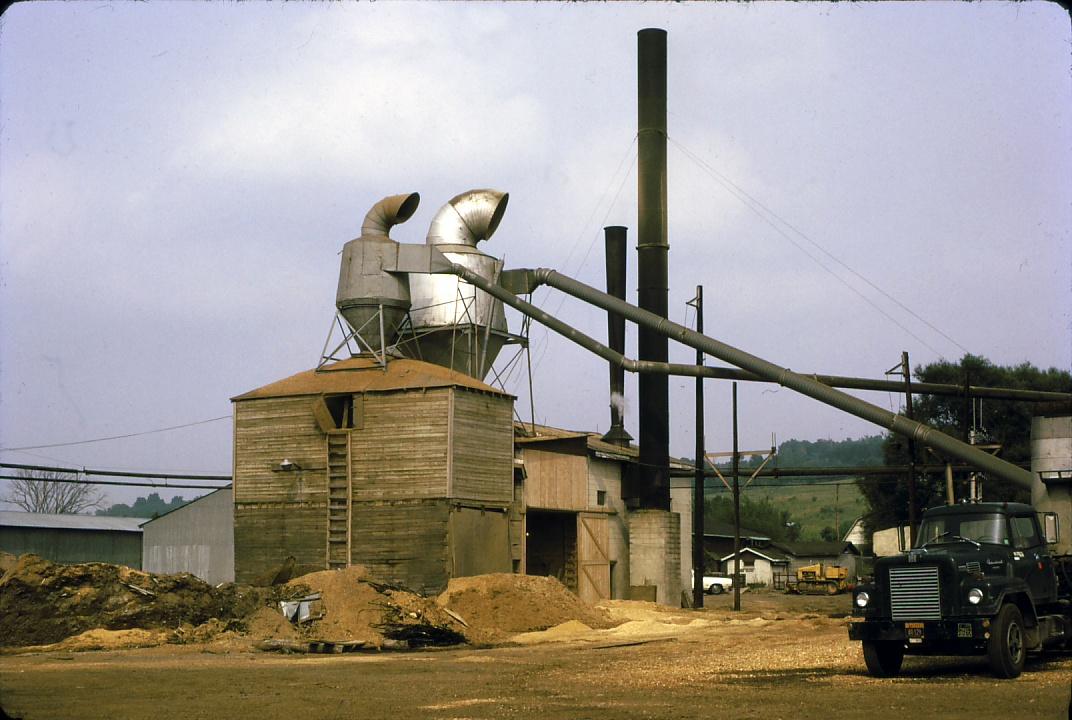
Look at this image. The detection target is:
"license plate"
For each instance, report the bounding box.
[957,623,973,639]
[906,622,924,644]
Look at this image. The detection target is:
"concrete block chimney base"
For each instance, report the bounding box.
[627,509,681,606]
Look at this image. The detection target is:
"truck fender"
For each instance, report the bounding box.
[996,591,1041,649]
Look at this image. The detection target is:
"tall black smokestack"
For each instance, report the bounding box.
[637,28,670,510]
[602,226,633,447]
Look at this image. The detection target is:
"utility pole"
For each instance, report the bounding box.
[902,351,917,547]
[689,286,705,609]
[732,382,741,612]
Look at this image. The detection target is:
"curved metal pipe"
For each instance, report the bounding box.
[361,192,421,238]
[426,189,509,246]
[445,261,1039,490]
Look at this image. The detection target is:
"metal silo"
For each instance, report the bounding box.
[398,189,510,379]
[335,192,420,354]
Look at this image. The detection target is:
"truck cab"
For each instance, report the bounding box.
[849,502,1071,678]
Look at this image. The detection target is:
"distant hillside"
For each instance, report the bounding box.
[699,435,883,542]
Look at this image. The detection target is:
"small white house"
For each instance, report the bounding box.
[719,546,791,587]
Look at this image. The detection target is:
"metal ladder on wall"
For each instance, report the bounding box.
[326,433,351,569]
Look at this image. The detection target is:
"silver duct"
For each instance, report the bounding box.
[425,189,509,247]
[397,189,511,379]
[361,192,421,237]
[336,192,421,353]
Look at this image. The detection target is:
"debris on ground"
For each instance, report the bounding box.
[283,566,466,649]
[0,555,266,648]
[436,573,617,645]
[0,556,625,653]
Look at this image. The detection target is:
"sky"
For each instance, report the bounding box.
[1,2,1069,509]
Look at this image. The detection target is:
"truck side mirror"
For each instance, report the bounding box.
[1040,512,1060,545]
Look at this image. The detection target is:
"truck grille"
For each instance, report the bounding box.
[889,566,941,620]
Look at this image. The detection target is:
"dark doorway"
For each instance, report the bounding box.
[526,510,578,592]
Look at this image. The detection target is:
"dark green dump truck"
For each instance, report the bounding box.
[850,502,1072,678]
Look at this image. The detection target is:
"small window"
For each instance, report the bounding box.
[1011,515,1042,550]
[596,490,607,506]
[324,395,355,429]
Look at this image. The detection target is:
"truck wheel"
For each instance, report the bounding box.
[862,639,904,678]
[708,584,723,595]
[987,604,1026,678]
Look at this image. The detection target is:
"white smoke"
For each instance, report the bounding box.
[610,391,627,417]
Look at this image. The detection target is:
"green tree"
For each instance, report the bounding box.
[704,495,800,542]
[858,355,1071,530]
[97,492,189,518]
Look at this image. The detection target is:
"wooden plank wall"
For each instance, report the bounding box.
[448,506,512,577]
[234,505,326,584]
[349,498,451,595]
[450,391,513,503]
[233,397,328,503]
[522,448,588,510]
[349,390,450,501]
[234,397,329,582]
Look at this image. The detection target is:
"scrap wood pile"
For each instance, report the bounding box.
[0,554,614,653]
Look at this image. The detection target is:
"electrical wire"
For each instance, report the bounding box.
[668,136,969,358]
[0,415,233,452]
[0,474,227,490]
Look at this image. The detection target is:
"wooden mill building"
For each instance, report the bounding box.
[231,357,515,593]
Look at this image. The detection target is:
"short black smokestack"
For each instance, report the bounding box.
[602,226,633,447]
[637,28,670,510]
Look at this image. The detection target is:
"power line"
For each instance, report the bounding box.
[668,136,969,358]
[0,474,228,491]
[0,462,231,482]
[0,415,233,452]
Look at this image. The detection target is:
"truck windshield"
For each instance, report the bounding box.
[915,513,1008,548]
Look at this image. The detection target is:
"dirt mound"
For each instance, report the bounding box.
[437,574,616,645]
[280,566,465,649]
[0,555,264,647]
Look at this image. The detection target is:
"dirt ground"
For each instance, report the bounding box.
[2,588,1070,720]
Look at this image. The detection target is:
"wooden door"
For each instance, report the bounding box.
[577,513,610,603]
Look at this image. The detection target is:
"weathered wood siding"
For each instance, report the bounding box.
[349,390,450,501]
[522,447,588,510]
[233,397,328,503]
[234,504,326,584]
[349,499,450,595]
[234,397,330,582]
[589,457,629,598]
[448,506,512,577]
[450,391,513,503]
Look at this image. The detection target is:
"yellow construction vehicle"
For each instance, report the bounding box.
[786,563,850,595]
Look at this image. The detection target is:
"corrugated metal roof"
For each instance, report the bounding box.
[514,422,640,462]
[232,357,512,401]
[0,511,147,533]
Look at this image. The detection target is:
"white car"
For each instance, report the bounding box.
[693,573,733,595]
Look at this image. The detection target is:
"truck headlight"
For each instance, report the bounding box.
[855,591,870,608]
[967,588,984,605]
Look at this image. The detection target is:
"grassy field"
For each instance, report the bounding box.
[749,481,868,541]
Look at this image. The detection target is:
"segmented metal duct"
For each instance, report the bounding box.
[425,189,509,246]
[361,192,421,238]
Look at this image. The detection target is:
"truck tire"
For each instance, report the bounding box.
[708,584,723,595]
[862,639,904,678]
[987,604,1026,678]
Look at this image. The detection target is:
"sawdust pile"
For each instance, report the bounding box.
[0,556,622,652]
[436,573,617,645]
[0,555,264,647]
[281,566,466,649]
